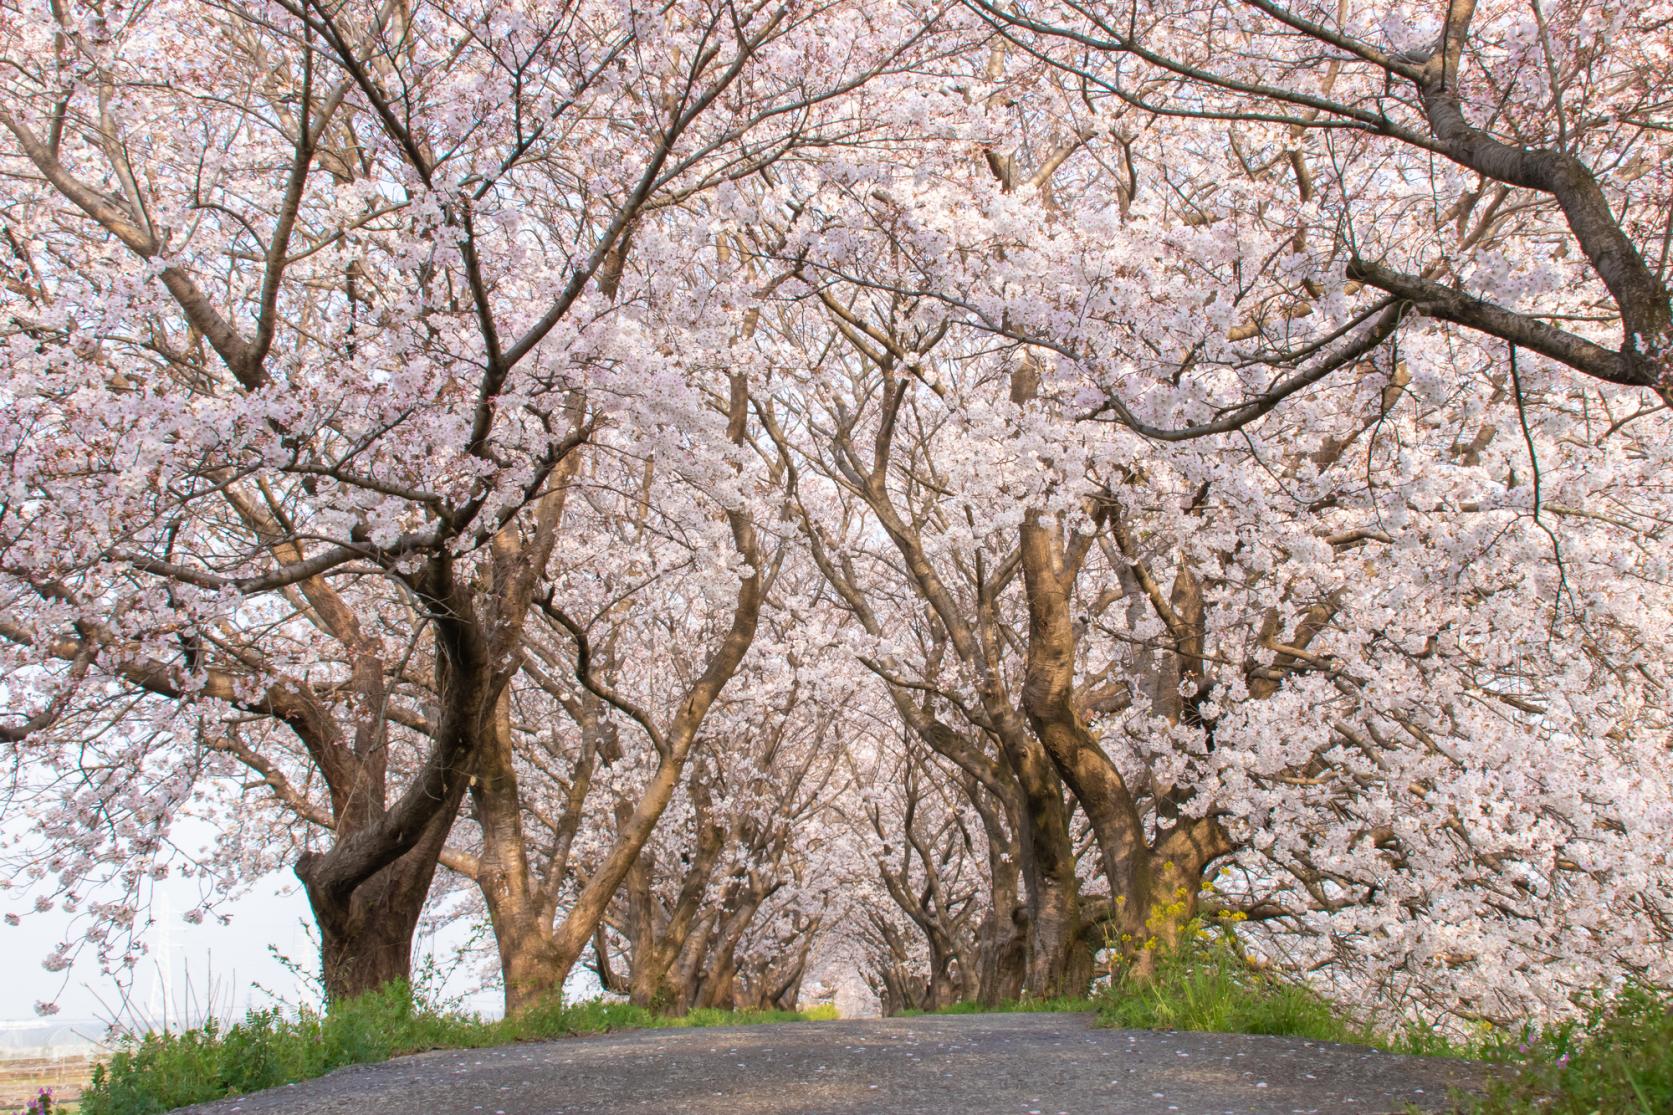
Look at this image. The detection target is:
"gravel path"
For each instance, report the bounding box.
[178,1013,1487,1115]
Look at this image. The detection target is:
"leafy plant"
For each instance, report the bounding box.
[10,1087,56,1115]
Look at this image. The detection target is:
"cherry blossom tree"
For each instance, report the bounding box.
[856,739,995,1012]
[728,10,1673,1018]
[436,377,772,1013]
[3,0,1669,1034]
[960,0,1673,429]
[0,0,936,1001]
[602,661,849,1012]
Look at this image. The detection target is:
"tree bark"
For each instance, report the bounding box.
[301,795,462,1002]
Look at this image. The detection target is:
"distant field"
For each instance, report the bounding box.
[0,1053,100,1108]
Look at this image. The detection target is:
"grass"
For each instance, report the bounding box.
[1092,923,1673,1115]
[77,984,836,1115]
[881,930,1387,1047]
[1097,933,1382,1046]
[64,934,1673,1115]
[897,996,1098,1016]
[1463,985,1673,1114]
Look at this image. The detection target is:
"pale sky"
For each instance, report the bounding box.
[2,849,504,1034]
[6,866,324,1027]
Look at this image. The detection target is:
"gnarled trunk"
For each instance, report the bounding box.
[971,790,1029,1004]
[996,712,1087,998]
[465,692,575,1013]
[300,793,462,1002]
[492,916,568,1014]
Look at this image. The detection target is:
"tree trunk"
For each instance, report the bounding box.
[1014,513,1239,990]
[695,944,740,1010]
[300,800,459,1003]
[468,692,573,1014]
[493,917,567,1014]
[622,804,725,1010]
[993,717,1085,998]
[1023,858,1086,997]
[961,772,1030,1005]
[313,874,420,1002]
[592,926,631,995]
[977,897,1030,1004]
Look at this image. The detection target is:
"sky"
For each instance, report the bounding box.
[6,865,317,1027]
[0,820,505,1042]
[0,873,317,1060]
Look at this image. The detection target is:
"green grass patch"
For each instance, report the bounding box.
[1093,924,1673,1114]
[1461,985,1673,1114]
[1096,933,1382,1047]
[897,996,1098,1017]
[78,983,834,1115]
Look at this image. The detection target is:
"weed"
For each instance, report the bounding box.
[1096,920,1378,1045]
